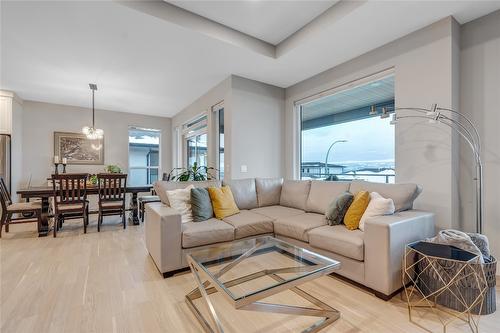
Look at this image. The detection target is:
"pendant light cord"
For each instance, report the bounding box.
[92,89,95,127]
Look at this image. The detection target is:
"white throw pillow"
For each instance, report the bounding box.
[166,185,195,223]
[359,192,395,231]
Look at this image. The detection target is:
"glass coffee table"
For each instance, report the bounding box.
[185,236,341,333]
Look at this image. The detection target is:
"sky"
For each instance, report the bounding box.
[302,116,395,164]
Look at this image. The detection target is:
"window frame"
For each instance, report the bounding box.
[293,68,395,181]
[128,126,161,186]
[211,101,224,180]
[182,113,208,169]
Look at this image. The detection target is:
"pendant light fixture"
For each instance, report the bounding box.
[82,83,104,140]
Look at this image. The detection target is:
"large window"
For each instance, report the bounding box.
[183,115,208,168]
[128,127,160,186]
[299,74,395,183]
[212,103,224,180]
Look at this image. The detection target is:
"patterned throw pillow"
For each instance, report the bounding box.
[207,186,240,219]
[190,188,214,222]
[325,192,354,225]
[344,191,370,230]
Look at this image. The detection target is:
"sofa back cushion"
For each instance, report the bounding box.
[306,181,351,214]
[348,180,422,212]
[154,180,221,206]
[280,180,311,211]
[223,178,258,210]
[256,178,283,207]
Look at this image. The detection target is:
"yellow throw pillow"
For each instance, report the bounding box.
[208,186,240,219]
[344,191,370,230]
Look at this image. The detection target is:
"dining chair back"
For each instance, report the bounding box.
[0,177,12,222]
[97,173,127,203]
[97,173,127,231]
[52,173,88,207]
[51,173,89,237]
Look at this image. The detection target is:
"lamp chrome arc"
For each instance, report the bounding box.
[324,139,347,176]
[82,83,104,141]
[383,104,483,234]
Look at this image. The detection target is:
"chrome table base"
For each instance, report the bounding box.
[186,258,340,333]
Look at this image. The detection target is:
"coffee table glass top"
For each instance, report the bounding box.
[187,236,340,301]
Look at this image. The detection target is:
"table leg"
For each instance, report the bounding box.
[129,192,140,225]
[38,197,49,237]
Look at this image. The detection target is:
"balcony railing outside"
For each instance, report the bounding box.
[301,173,395,184]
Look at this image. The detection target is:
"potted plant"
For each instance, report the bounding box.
[105,164,122,173]
[165,162,217,181]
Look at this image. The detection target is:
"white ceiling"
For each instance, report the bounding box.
[1,1,500,118]
[167,0,338,45]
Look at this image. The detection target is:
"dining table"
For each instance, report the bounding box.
[17,185,153,237]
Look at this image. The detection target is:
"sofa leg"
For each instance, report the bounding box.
[373,291,392,301]
[162,267,191,278]
[373,287,403,301]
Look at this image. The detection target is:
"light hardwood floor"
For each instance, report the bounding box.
[1,217,499,333]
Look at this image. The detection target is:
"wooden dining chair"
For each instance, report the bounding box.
[0,176,43,237]
[97,173,127,231]
[51,173,89,237]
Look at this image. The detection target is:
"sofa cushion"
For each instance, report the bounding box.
[154,180,220,206]
[274,213,327,242]
[306,181,351,214]
[223,178,258,210]
[250,205,304,220]
[308,225,364,261]
[255,178,283,207]
[222,210,274,239]
[280,180,311,211]
[349,180,422,212]
[182,218,234,248]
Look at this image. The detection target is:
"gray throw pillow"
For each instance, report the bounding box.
[325,192,354,226]
[190,188,214,222]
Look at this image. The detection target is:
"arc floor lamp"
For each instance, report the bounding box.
[372,104,483,234]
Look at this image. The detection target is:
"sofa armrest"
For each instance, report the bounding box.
[364,210,435,296]
[144,202,183,274]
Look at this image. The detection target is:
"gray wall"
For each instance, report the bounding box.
[460,10,500,264]
[21,101,171,187]
[172,75,284,180]
[229,76,284,179]
[285,17,459,230]
[171,77,231,170]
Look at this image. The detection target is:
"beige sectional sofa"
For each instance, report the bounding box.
[145,178,435,300]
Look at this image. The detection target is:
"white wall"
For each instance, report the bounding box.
[285,17,460,230]
[460,10,500,263]
[172,75,284,180]
[21,101,171,187]
[11,97,23,199]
